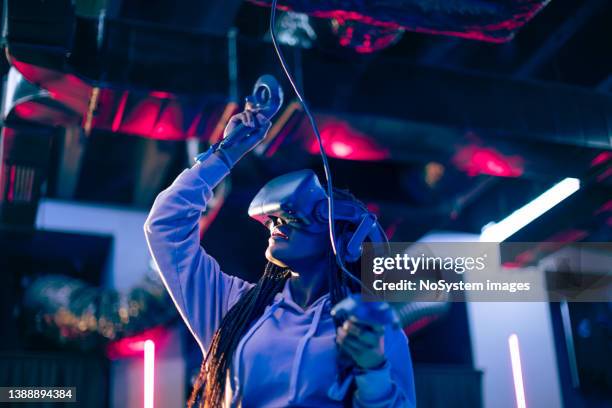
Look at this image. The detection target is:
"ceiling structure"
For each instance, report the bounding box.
[0,0,610,265]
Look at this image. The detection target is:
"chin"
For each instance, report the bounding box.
[265,247,289,268]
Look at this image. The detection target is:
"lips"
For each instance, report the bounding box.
[271,227,289,240]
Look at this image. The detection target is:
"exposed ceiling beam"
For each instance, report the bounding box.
[292,52,612,151]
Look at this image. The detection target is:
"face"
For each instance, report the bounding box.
[265,216,330,270]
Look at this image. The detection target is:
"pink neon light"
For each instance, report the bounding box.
[144,340,155,408]
[306,121,390,161]
[330,141,354,157]
[106,326,167,359]
[453,146,523,178]
[7,166,16,202]
[112,92,129,132]
[508,334,527,408]
[591,151,612,167]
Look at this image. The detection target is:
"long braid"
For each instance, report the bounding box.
[188,262,291,408]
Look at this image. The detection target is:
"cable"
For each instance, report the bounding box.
[269,0,372,294]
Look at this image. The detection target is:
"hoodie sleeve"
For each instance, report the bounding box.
[144,153,254,353]
[352,327,417,408]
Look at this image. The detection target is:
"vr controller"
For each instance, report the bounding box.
[248,169,386,263]
[219,75,283,150]
[331,294,401,329]
[196,74,283,166]
[245,74,284,119]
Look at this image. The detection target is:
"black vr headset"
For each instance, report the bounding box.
[248,169,386,263]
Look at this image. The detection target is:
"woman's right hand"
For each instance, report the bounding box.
[215,110,272,168]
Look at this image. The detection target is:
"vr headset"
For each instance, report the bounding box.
[248,169,386,262]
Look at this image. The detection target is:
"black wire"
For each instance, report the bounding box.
[269,0,372,294]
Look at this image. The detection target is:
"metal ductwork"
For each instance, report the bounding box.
[3,2,611,182]
[1,0,610,232]
[4,10,611,149]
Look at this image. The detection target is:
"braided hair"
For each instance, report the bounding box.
[188,189,366,408]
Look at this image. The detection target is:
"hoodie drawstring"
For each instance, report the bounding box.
[231,301,283,406]
[288,299,326,404]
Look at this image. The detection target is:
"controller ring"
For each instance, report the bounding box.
[249,74,284,120]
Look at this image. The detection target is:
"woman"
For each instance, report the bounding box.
[144,109,416,407]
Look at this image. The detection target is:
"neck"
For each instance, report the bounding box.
[288,257,330,309]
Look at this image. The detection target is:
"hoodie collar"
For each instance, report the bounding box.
[276,279,331,314]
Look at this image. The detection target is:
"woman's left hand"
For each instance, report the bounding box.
[336,318,386,370]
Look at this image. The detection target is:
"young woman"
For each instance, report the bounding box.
[144,110,416,407]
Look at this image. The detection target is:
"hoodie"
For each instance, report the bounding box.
[144,153,416,407]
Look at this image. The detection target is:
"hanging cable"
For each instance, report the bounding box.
[268,0,371,293]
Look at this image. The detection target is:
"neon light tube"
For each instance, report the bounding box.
[508,334,527,408]
[144,339,155,408]
[481,178,580,242]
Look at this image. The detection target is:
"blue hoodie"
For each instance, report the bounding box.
[144,153,416,407]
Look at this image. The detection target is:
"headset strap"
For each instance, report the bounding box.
[315,200,387,262]
[314,200,364,223]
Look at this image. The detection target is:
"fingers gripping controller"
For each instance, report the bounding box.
[331,294,401,329]
[195,75,284,168]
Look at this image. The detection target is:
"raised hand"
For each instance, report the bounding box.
[215,110,271,168]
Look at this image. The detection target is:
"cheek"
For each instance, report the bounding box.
[290,232,329,256]
[266,232,329,261]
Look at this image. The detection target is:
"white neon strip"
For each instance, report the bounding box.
[481,178,580,242]
[560,301,580,388]
[144,340,155,408]
[508,334,527,408]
